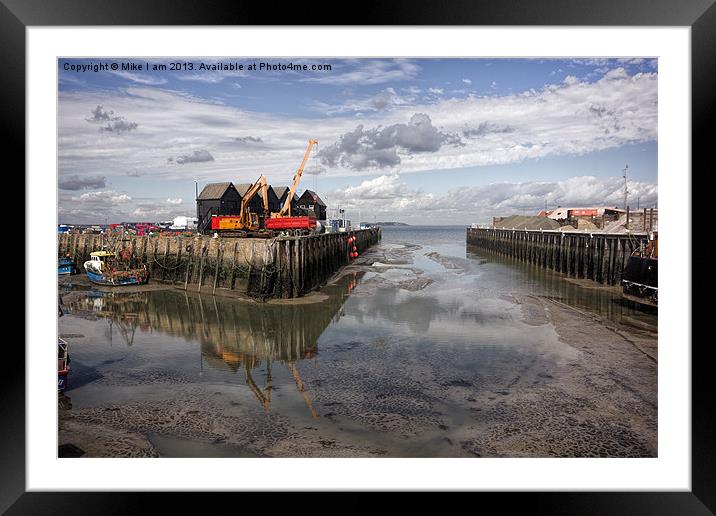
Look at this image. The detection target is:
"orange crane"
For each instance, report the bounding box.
[210,174,269,234]
[272,138,317,218]
[266,139,319,232]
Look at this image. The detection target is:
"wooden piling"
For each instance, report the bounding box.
[58,228,381,300]
[213,241,222,295]
[229,241,238,290]
[172,237,182,285]
[466,228,646,287]
[159,238,169,281]
[184,241,194,291]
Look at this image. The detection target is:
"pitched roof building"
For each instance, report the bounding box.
[235,183,267,214]
[270,186,299,215]
[196,182,241,233]
[297,189,327,221]
[197,182,234,200]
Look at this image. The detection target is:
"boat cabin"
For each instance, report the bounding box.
[88,250,115,271]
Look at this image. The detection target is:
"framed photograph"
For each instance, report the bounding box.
[7,0,707,511]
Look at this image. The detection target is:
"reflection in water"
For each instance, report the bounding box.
[60,227,657,458]
[69,274,359,416]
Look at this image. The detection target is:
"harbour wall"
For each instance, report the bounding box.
[466,228,648,285]
[58,228,381,299]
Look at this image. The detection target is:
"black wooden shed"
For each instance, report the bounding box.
[196,182,241,234]
[270,185,298,215]
[297,189,327,221]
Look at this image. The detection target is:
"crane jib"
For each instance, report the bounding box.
[279,139,318,217]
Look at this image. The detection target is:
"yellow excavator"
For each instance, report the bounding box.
[210,174,270,235]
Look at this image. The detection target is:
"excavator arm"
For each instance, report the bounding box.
[278,139,318,217]
[260,179,269,215]
[239,175,268,229]
[209,175,268,233]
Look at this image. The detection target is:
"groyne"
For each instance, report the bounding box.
[58,228,381,299]
[466,228,648,285]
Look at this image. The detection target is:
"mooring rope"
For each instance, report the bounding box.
[150,255,183,270]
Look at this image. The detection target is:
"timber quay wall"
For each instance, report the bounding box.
[466,227,648,285]
[58,228,381,300]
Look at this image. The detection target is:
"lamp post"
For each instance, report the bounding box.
[194,179,199,230]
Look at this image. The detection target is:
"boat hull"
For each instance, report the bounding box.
[622,255,657,307]
[86,269,149,286]
[58,371,68,391]
[58,258,75,275]
[58,338,69,392]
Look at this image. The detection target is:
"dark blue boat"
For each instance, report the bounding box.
[85,268,149,286]
[58,257,75,275]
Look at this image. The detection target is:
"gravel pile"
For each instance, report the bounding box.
[493,215,561,230]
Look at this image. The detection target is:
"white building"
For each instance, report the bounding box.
[170,216,198,230]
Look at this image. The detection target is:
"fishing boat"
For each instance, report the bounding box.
[58,338,70,392]
[83,250,150,286]
[58,256,75,275]
[622,231,657,307]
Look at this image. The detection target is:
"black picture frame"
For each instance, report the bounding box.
[5,0,707,512]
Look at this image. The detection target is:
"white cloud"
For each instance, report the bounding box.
[311,87,415,115]
[326,174,657,225]
[319,113,462,170]
[58,66,658,222]
[132,206,172,219]
[177,73,226,83]
[110,71,167,85]
[71,190,132,204]
[166,198,183,205]
[59,174,106,190]
[302,59,420,86]
[318,69,656,172]
[170,149,215,164]
[462,79,472,85]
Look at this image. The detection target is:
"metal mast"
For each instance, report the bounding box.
[622,164,629,209]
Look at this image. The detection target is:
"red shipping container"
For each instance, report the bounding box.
[211,215,242,230]
[265,216,317,230]
[570,209,598,217]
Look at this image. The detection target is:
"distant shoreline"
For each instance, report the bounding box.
[376,223,472,227]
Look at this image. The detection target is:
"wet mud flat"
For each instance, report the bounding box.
[58,226,657,458]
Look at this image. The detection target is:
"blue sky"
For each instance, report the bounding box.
[58,58,658,224]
